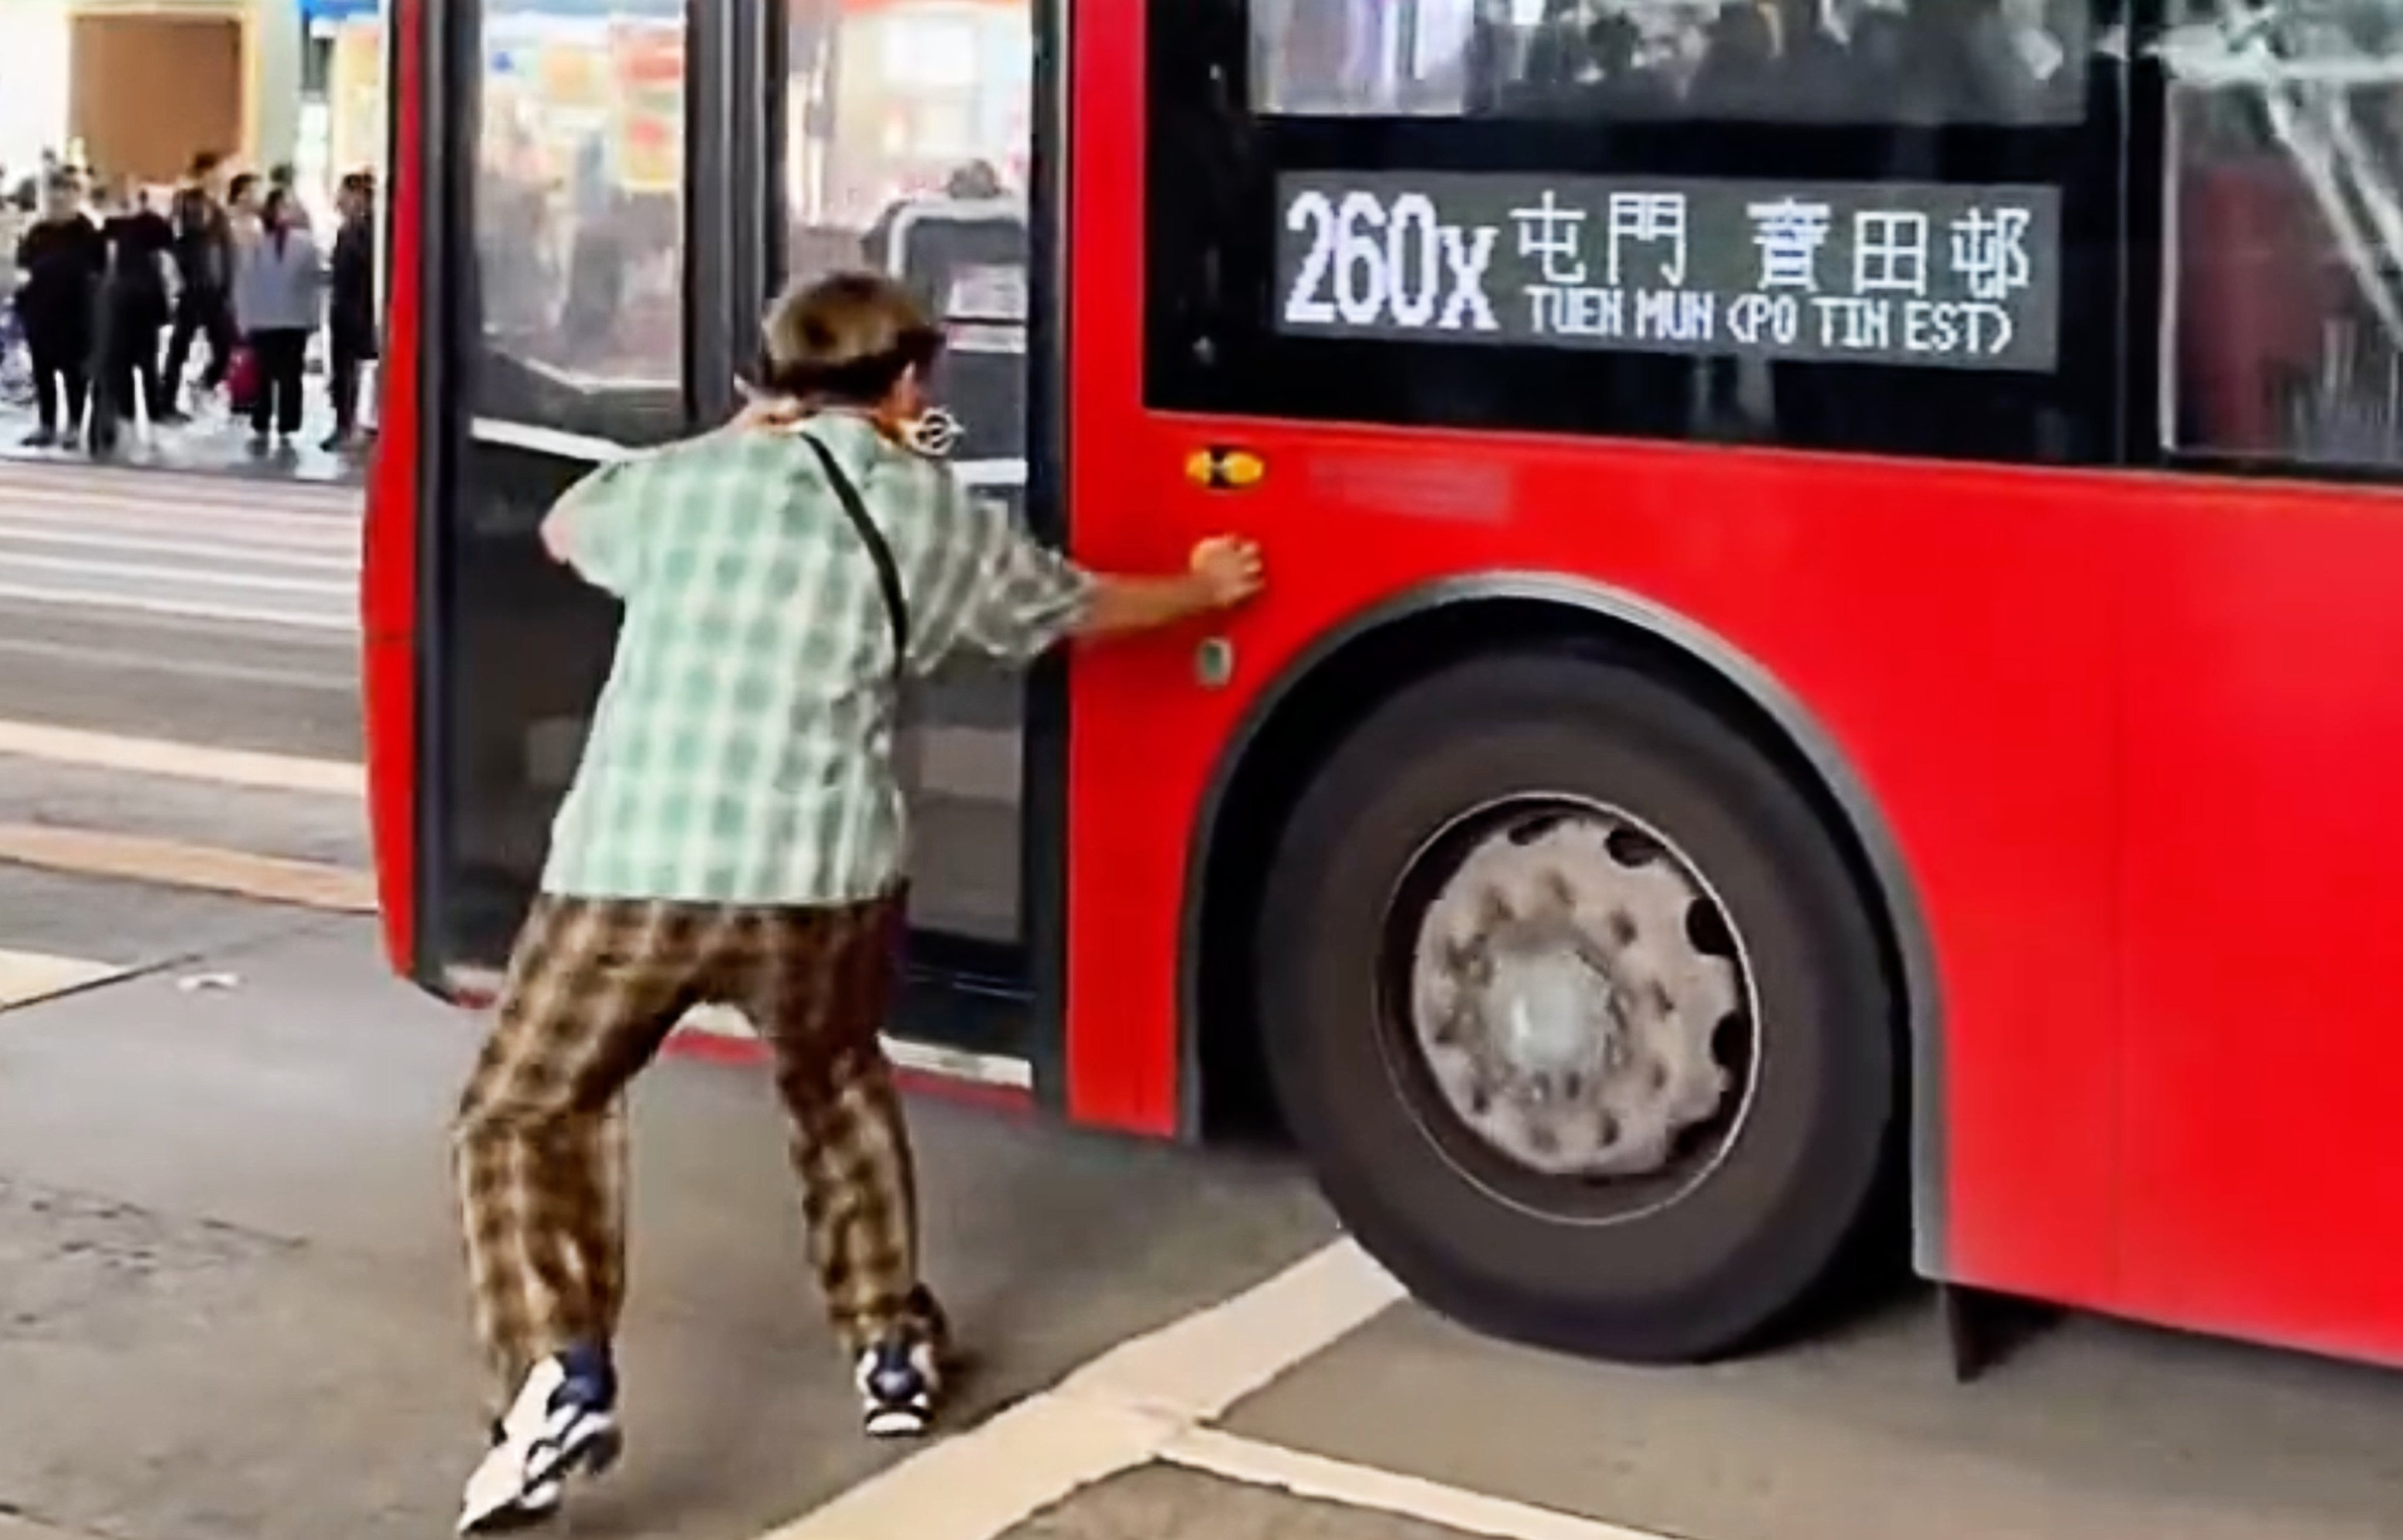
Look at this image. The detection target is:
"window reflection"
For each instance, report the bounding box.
[784,0,1035,947]
[1250,0,2088,124]
[473,0,685,444]
[2165,0,2403,466]
[785,0,1030,269]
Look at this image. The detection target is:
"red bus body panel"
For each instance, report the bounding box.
[362,0,425,982]
[359,0,2403,1372]
[1064,3,2403,1365]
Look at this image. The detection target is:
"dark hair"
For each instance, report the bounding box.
[228,171,258,203]
[759,271,943,406]
[339,170,375,197]
[190,150,222,177]
[263,187,293,252]
[945,160,1003,200]
[269,162,296,187]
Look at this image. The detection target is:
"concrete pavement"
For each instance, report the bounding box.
[0,463,359,761]
[0,875,1337,1540]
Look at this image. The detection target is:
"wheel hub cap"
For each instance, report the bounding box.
[1410,812,1743,1179]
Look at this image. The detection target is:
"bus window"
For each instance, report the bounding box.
[1252,0,2090,125]
[472,0,686,446]
[432,0,693,967]
[1148,0,2127,466]
[2161,1,2403,471]
[782,0,1034,950]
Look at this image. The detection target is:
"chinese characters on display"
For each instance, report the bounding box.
[1275,173,2061,373]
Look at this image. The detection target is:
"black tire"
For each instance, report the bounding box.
[1257,651,1898,1362]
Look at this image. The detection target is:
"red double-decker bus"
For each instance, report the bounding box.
[365,0,2403,1368]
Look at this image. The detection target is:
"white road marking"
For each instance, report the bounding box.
[0,720,363,794]
[1054,1238,1408,1423]
[0,471,357,511]
[0,521,358,571]
[763,1396,1172,1540]
[758,1238,1684,1539]
[0,635,354,689]
[0,949,126,1010]
[0,459,353,502]
[0,470,360,634]
[0,550,352,595]
[757,1241,1417,1540]
[0,496,361,542]
[0,581,352,631]
[1161,1428,1682,1540]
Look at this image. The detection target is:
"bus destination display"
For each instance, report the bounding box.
[1273,172,2061,374]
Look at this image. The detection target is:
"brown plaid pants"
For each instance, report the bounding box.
[452,892,930,1394]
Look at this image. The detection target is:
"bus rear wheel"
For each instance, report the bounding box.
[1256,651,1898,1363]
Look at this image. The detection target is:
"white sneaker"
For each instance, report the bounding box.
[856,1335,942,1439]
[457,1349,621,1534]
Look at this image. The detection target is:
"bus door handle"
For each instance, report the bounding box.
[1182,444,1266,691]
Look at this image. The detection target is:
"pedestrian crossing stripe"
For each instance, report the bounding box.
[0,463,360,632]
[0,468,359,517]
[0,949,127,1010]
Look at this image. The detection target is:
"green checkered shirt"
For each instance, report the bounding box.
[539,411,1093,905]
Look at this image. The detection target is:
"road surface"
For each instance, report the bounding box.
[0,459,1029,766]
[7,463,2403,1540]
[0,461,361,760]
[0,459,1036,943]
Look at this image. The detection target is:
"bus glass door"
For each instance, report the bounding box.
[424,0,695,972]
[419,0,1054,1084]
[772,0,1055,1082]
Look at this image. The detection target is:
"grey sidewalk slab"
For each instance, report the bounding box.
[0,912,1334,1540]
[1224,1297,2403,1540]
[0,864,330,970]
[0,753,369,869]
[0,1518,111,1540]
[1006,1467,1488,1540]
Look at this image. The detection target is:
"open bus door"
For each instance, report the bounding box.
[375,0,1058,1093]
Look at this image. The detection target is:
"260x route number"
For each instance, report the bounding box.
[1283,189,1500,333]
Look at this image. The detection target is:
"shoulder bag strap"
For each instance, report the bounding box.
[798,430,911,686]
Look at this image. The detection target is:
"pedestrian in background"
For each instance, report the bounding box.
[163,151,238,419]
[226,171,262,252]
[325,169,378,452]
[232,185,320,453]
[89,176,174,453]
[11,172,103,448]
[0,176,25,382]
[219,171,266,421]
[268,161,312,231]
[447,269,1265,1535]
